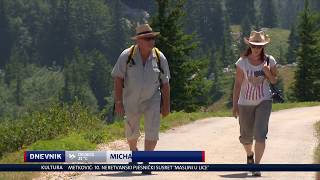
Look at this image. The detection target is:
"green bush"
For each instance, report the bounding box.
[83,130,105,144]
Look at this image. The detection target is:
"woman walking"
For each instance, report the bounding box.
[232,31,278,177]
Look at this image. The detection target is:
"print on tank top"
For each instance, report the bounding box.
[245,69,265,101]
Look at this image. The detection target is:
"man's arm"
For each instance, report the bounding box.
[160,82,170,117]
[114,77,124,116]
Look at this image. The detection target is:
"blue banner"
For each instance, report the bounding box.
[132,151,205,162]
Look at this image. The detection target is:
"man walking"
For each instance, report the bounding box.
[111,24,170,173]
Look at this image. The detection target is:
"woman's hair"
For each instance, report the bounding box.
[241,47,266,61]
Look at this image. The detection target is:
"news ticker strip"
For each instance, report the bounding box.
[24,151,205,163]
[1,164,320,171]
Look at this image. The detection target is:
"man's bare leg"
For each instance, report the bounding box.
[145,140,157,151]
[127,138,138,151]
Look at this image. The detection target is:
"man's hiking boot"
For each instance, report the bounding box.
[128,148,138,172]
[141,162,152,175]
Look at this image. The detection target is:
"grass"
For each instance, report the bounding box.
[0,173,38,180]
[314,121,320,179]
[272,102,320,111]
[264,28,290,64]
[314,121,320,163]
[278,66,296,94]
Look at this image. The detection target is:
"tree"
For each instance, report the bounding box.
[71,0,110,55]
[16,0,49,65]
[4,47,25,106]
[261,0,279,28]
[152,0,206,111]
[89,50,113,110]
[239,15,252,53]
[278,0,305,29]
[311,0,320,11]
[226,0,256,25]
[196,0,225,50]
[120,0,156,13]
[40,0,73,66]
[208,49,223,103]
[221,13,235,67]
[183,0,197,34]
[278,44,286,65]
[0,0,12,68]
[293,0,320,101]
[107,0,129,64]
[61,48,98,111]
[286,24,300,64]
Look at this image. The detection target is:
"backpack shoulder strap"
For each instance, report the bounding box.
[127,45,136,65]
[266,55,270,66]
[153,47,164,74]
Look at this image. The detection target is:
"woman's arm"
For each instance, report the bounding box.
[263,63,278,85]
[232,66,244,118]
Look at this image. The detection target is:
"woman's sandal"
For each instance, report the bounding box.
[252,171,262,177]
[247,153,256,176]
[247,153,254,164]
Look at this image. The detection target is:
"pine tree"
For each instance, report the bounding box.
[293,0,320,101]
[246,0,257,27]
[72,0,110,55]
[286,24,300,64]
[152,0,205,111]
[261,0,279,28]
[278,44,286,65]
[239,15,252,53]
[221,13,235,67]
[89,50,113,110]
[0,0,12,68]
[61,48,98,111]
[5,47,25,106]
[107,0,129,64]
[208,48,223,103]
[183,0,197,34]
[311,0,320,11]
[40,0,73,66]
[278,0,304,29]
[15,71,23,106]
[197,0,224,50]
[226,0,256,25]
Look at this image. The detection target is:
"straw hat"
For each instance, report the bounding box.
[131,24,160,40]
[244,31,270,45]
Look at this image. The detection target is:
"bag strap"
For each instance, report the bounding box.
[154,47,164,73]
[127,45,137,65]
[265,55,277,89]
[153,47,163,86]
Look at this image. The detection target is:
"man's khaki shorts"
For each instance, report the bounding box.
[238,100,272,144]
[124,101,161,141]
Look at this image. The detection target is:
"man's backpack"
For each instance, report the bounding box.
[126,45,164,83]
